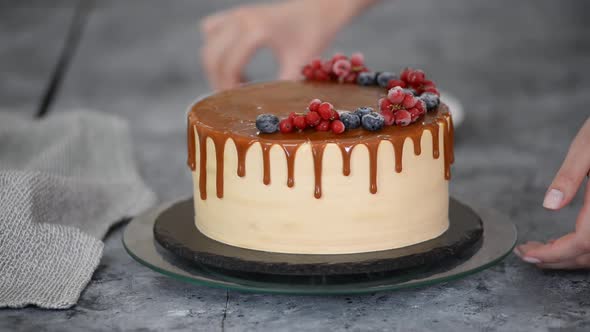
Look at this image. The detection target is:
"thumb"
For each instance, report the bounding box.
[544,118,590,210]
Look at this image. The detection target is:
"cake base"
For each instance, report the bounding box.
[153,198,482,276]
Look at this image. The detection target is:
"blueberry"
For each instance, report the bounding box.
[376,72,397,88]
[255,114,279,133]
[403,88,418,96]
[356,72,377,86]
[339,111,361,130]
[361,112,385,131]
[354,106,374,120]
[420,93,440,111]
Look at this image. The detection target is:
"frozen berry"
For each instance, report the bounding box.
[423,86,440,96]
[387,87,406,104]
[402,94,418,109]
[407,69,425,85]
[293,115,307,130]
[310,58,322,69]
[279,118,294,133]
[340,111,361,129]
[379,97,393,112]
[381,109,395,126]
[356,71,377,86]
[350,52,365,68]
[342,72,357,83]
[318,102,334,120]
[331,109,340,120]
[308,98,322,112]
[331,53,347,62]
[414,99,426,113]
[331,120,346,134]
[361,112,385,131]
[302,65,314,80]
[408,108,422,122]
[256,114,280,133]
[420,92,440,111]
[316,120,331,132]
[288,112,300,122]
[354,106,374,120]
[314,69,330,81]
[377,72,397,88]
[305,111,321,127]
[400,67,413,82]
[332,59,352,77]
[394,110,412,126]
[387,79,407,89]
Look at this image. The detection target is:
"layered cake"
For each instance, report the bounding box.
[187,55,453,255]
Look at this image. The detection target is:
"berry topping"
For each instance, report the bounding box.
[356,71,377,86]
[293,115,308,130]
[420,92,440,111]
[339,111,361,130]
[331,120,346,134]
[316,120,331,132]
[308,98,322,112]
[354,106,374,120]
[361,112,385,131]
[387,86,406,104]
[381,109,395,126]
[305,111,321,127]
[318,102,334,120]
[394,109,412,126]
[386,79,407,89]
[279,118,294,133]
[402,94,418,109]
[255,114,280,134]
[332,59,352,77]
[376,72,397,88]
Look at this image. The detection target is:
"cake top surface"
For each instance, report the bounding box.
[189,80,448,143]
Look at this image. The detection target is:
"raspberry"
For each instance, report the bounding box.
[316,120,331,132]
[331,120,346,134]
[331,109,340,121]
[400,67,414,82]
[387,87,406,104]
[293,115,307,130]
[332,59,352,77]
[308,98,322,112]
[379,97,393,112]
[350,52,365,68]
[408,108,422,122]
[318,102,334,120]
[402,94,418,109]
[302,65,314,80]
[386,79,407,89]
[394,109,412,126]
[381,109,395,126]
[279,119,294,133]
[407,69,425,85]
[305,111,321,127]
[314,69,330,81]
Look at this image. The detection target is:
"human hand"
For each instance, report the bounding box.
[200,0,375,91]
[515,117,590,269]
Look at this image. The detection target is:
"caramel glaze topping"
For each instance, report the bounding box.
[187,81,454,199]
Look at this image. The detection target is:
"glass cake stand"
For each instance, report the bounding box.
[123,198,516,295]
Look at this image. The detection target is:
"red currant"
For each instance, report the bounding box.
[316,120,331,132]
[305,111,321,127]
[308,99,322,112]
[408,69,425,85]
[402,94,418,109]
[400,67,414,82]
[394,110,412,126]
[331,120,346,134]
[279,119,294,133]
[387,87,406,104]
[318,102,334,120]
[350,52,365,68]
[386,79,407,89]
[382,109,395,126]
[379,97,393,112]
[293,115,307,130]
[332,59,351,77]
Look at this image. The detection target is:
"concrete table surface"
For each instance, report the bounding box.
[1,0,589,331]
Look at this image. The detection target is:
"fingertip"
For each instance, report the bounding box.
[543,188,565,210]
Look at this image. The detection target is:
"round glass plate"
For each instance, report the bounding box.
[123,198,516,295]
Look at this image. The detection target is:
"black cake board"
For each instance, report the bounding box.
[153,198,483,276]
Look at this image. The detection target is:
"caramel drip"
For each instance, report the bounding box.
[426,123,440,159]
[186,81,455,200]
[234,137,255,177]
[213,136,227,198]
[365,141,380,194]
[281,143,301,187]
[338,143,356,176]
[311,143,326,199]
[261,142,273,185]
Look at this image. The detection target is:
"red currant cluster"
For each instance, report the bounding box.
[387,68,439,96]
[301,53,369,84]
[278,99,346,134]
[378,87,427,127]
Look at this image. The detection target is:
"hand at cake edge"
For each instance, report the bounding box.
[515,117,590,269]
[199,0,378,91]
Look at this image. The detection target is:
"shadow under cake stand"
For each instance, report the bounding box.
[123,198,516,295]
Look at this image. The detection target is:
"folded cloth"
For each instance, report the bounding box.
[0,111,156,309]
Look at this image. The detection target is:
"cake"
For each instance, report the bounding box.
[187,57,453,255]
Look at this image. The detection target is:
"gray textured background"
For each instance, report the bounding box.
[1,0,590,331]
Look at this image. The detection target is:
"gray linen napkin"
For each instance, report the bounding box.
[0,110,156,309]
